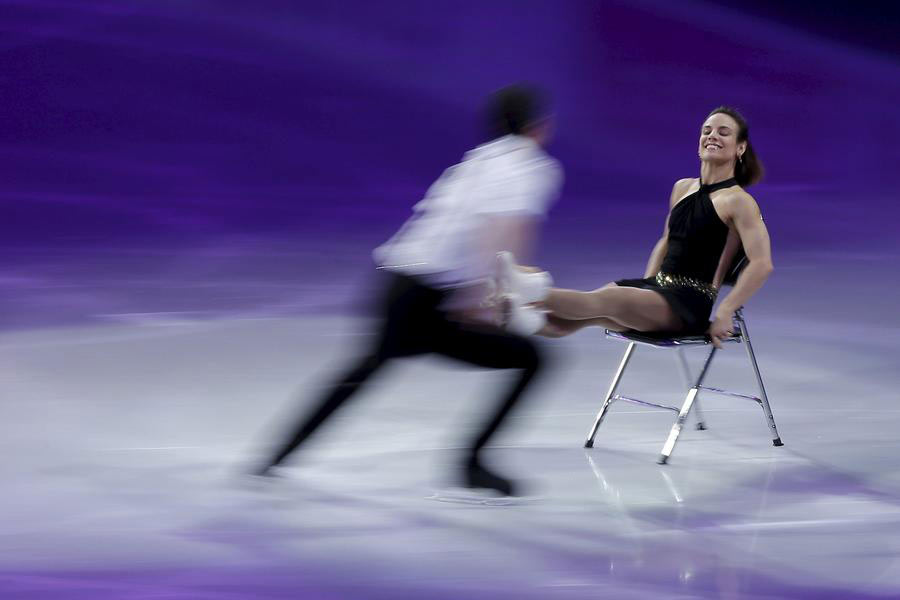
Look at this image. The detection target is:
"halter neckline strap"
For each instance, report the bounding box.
[698,177,739,194]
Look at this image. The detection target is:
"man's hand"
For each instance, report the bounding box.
[708,310,736,349]
[516,265,544,274]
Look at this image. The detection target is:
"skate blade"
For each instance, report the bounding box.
[426,488,542,506]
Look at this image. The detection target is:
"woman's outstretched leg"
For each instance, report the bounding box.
[496,259,682,333]
[538,314,627,338]
[542,284,682,332]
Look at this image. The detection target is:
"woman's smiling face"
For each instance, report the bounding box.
[699,112,746,164]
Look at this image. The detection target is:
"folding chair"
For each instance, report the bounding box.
[583,254,783,464]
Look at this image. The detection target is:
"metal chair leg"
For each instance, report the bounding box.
[735,311,783,447]
[659,346,717,464]
[676,348,707,431]
[585,342,635,448]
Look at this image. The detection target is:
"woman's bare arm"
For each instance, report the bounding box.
[709,191,774,347]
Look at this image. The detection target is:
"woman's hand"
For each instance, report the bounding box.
[708,310,735,349]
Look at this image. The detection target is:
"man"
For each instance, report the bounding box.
[254,85,562,495]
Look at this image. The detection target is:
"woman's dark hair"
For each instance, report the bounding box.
[487,84,549,138]
[707,106,764,187]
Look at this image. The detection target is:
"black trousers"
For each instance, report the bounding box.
[266,272,543,468]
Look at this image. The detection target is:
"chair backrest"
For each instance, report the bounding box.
[722,246,747,288]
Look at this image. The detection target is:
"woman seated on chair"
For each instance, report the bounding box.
[500,106,773,349]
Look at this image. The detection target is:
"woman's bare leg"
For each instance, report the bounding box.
[538,314,627,338]
[543,283,683,332]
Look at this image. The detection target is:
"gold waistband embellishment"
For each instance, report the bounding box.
[655,272,718,301]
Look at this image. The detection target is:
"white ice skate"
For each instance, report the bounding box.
[496,251,553,304]
[500,293,547,336]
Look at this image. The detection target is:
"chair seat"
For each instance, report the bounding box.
[605,328,742,347]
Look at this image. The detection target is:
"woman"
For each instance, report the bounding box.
[502,106,773,349]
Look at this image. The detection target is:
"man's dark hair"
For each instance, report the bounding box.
[487,84,549,138]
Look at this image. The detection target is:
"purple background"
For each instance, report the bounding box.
[1,0,898,328]
[3,3,900,599]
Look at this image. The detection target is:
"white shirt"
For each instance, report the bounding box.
[374,135,562,287]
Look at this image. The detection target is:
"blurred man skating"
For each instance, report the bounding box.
[253,85,562,495]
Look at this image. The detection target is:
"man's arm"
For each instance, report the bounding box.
[479,156,561,270]
[444,213,541,324]
[452,158,558,320]
[482,214,541,266]
[709,192,774,347]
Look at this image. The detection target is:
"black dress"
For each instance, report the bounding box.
[616,178,736,333]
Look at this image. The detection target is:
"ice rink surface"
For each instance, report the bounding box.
[2,244,899,600]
